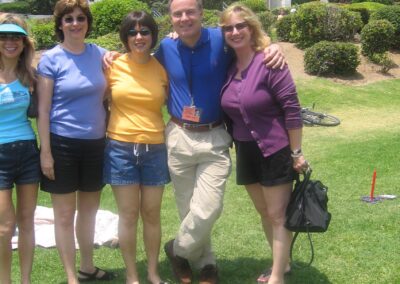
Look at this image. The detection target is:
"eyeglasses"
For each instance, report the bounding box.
[222,22,248,33]
[128,29,151,37]
[0,34,26,41]
[63,15,87,24]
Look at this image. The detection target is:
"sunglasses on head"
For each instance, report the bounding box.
[222,22,248,33]
[0,34,26,41]
[63,15,87,24]
[128,29,151,37]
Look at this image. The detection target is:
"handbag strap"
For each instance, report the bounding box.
[289,228,315,268]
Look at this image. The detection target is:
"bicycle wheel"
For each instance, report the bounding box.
[302,110,340,126]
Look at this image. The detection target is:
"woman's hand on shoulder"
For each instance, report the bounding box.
[102,51,121,69]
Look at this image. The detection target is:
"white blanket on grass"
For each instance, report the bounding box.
[11,206,119,249]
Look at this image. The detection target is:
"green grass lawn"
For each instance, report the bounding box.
[11,78,400,283]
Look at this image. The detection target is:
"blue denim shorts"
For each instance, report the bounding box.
[103,139,170,186]
[0,140,40,190]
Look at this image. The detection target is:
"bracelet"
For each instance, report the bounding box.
[291,148,302,158]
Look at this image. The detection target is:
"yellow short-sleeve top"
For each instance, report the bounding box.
[106,54,168,144]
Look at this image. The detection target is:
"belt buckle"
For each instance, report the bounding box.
[182,122,193,130]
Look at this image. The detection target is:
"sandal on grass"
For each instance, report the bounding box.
[257,268,292,283]
[78,267,116,282]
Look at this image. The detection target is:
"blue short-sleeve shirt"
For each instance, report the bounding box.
[37,43,107,139]
[155,27,232,124]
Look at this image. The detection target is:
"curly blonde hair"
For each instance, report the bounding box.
[220,2,270,51]
[0,13,35,88]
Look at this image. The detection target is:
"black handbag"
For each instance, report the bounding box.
[285,168,331,266]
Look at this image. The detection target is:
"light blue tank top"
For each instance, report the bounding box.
[0,80,35,144]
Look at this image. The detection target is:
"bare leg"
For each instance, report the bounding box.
[113,185,140,284]
[262,183,293,284]
[141,186,164,284]
[16,184,38,284]
[0,189,15,284]
[76,191,101,275]
[51,193,79,284]
[246,184,273,249]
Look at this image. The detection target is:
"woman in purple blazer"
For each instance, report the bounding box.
[220,4,309,284]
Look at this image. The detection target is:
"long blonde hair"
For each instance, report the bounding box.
[220,3,270,51]
[0,13,35,88]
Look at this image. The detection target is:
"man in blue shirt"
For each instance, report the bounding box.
[156,1,285,283]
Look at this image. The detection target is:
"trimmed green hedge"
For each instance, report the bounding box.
[291,2,362,48]
[345,2,387,25]
[352,0,393,5]
[257,11,275,34]
[86,32,124,52]
[0,1,30,13]
[361,19,395,56]
[304,41,360,75]
[90,0,149,38]
[30,19,56,50]
[371,5,400,48]
[276,14,293,42]
[239,0,267,12]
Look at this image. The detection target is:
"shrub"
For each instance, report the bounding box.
[346,2,386,25]
[276,14,293,42]
[30,19,56,50]
[291,2,326,48]
[352,0,393,5]
[304,41,360,75]
[203,9,220,27]
[203,0,235,10]
[27,0,57,15]
[361,19,395,56]
[90,0,149,38]
[239,0,267,12]
[257,11,275,33]
[291,2,362,48]
[323,6,362,41]
[369,52,395,73]
[271,7,291,16]
[292,0,317,4]
[0,1,30,13]
[86,33,124,52]
[371,5,400,48]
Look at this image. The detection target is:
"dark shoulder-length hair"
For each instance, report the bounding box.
[53,0,93,42]
[119,11,158,51]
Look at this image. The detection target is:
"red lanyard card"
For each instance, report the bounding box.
[182,106,202,123]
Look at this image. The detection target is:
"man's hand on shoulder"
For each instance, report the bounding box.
[263,44,287,70]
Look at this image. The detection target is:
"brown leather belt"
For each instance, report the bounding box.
[170,117,222,132]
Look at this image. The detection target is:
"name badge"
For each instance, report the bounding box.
[182,106,202,122]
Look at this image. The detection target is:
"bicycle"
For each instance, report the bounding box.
[301,106,340,127]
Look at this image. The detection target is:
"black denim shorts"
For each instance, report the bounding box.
[41,133,105,194]
[0,139,40,190]
[235,141,297,187]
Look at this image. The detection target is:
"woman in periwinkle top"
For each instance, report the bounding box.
[36,0,114,283]
[0,14,39,284]
[220,4,308,284]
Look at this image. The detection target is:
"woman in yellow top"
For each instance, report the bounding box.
[103,11,169,284]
